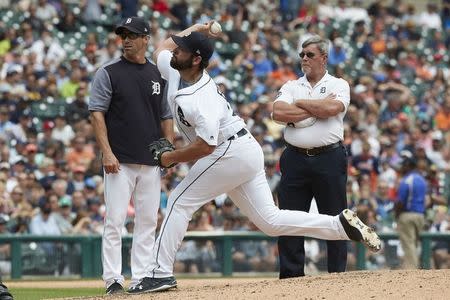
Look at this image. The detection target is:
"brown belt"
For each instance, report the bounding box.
[288,141,342,156]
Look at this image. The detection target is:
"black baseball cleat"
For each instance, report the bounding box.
[127,276,177,294]
[105,281,125,295]
[0,283,13,300]
[339,209,381,252]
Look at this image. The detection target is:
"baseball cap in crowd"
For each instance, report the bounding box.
[11,155,26,165]
[0,162,10,171]
[172,32,214,62]
[85,177,97,189]
[354,84,367,94]
[0,214,8,225]
[399,150,416,169]
[59,195,72,207]
[214,75,231,89]
[87,196,101,206]
[334,37,344,47]
[0,83,10,94]
[42,120,55,130]
[431,130,443,141]
[115,17,150,35]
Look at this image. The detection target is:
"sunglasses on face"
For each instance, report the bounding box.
[299,52,316,59]
[119,32,144,40]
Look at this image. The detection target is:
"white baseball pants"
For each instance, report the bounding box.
[102,164,160,288]
[147,134,349,278]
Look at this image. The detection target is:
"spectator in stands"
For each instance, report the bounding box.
[51,179,69,201]
[56,10,79,33]
[35,0,57,23]
[97,39,121,66]
[0,107,16,143]
[80,0,103,25]
[170,0,190,30]
[9,185,33,222]
[30,29,66,68]
[29,197,61,235]
[435,95,450,132]
[59,68,83,99]
[66,87,89,127]
[352,142,380,184]
[317,0,335,21]
[418,3,442,30]
[351,126,380,157]
[70,190,87,215]
[117,0,138,19]
[86,196,102,229]
[426,131,449,171]
[53,195,74,234]
[368,180,395,229]
[395,151,427,269]
[328,38,347,67]
[65,136,95,172]
[250,45,273,79]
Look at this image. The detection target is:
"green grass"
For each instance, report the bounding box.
[9,288,104,300]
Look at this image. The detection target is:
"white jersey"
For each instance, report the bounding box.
[274,72,350,148]
[157,50,245,145]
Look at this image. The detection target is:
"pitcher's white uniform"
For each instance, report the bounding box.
[147,50,350,278]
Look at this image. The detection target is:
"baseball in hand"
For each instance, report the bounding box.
[210,21,222,34]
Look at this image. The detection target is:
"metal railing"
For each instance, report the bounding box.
[0,232,449,279]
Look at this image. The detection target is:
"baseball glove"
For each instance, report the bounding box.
[148,138,176,168]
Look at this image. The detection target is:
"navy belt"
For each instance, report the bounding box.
[228,128,248,140]
[288,141,342,156]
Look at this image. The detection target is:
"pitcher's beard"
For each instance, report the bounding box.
[170,57,193,70]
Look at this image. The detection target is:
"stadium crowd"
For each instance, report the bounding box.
[0,0,449,275]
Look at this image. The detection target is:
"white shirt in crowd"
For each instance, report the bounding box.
[52,125,75,146]
[418,11,442,30]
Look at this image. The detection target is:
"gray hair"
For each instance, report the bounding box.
[302,36,329,56]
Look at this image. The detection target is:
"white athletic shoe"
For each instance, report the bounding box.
[339,209,382,252]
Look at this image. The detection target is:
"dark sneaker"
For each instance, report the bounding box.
[106,281,124,295]
[127,276,177,294]
[0,283,13,300]
[339,209,381,252]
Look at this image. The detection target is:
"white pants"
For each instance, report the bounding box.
[147,134,348,278]
[102,164,160,287]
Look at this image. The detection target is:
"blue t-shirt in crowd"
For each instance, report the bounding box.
[397,171,427,213]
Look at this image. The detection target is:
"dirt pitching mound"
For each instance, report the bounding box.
[12,269,450,300]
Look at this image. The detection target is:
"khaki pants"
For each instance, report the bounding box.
[397,212,425,269]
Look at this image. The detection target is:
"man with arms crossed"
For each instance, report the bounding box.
[272,36,351,279]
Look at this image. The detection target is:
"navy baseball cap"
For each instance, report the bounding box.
[115,17,150,35]
[400,150,416,169]
[172,32,214,62]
